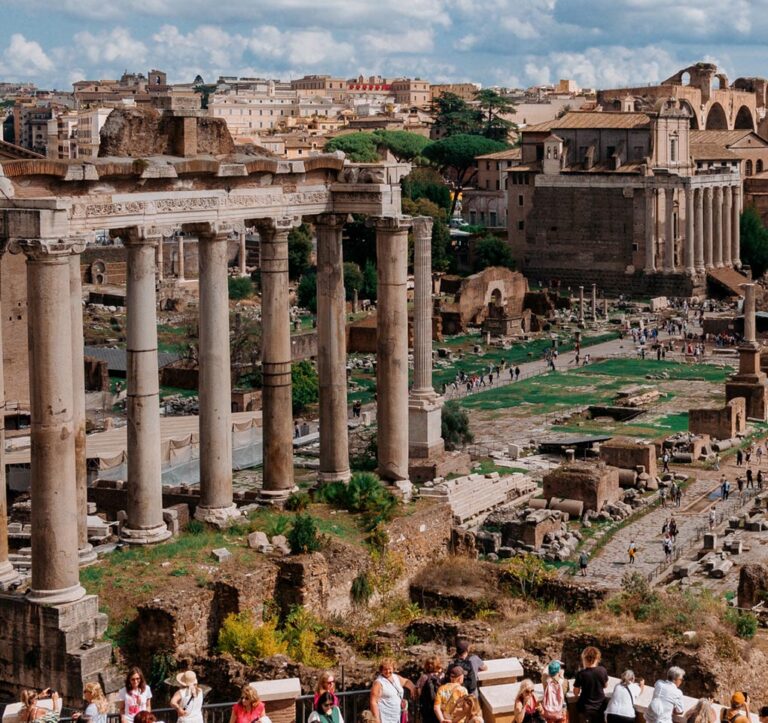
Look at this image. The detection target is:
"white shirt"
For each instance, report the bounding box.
[605,683,640,719]
[646,681,683,723]
[118,686,152,723]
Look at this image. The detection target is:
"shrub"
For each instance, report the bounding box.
[725,609,758,640]
[186,519,205,535]
[228,276,254,300]
[217,612,287,663]
[317,472,398,530]
[266,514,290,538]
[297,269,318,312]
[442,401,473,450]
[292,360,319,414]
[288,513,322,554]
[351,432,378,471]
[503,554,555,599]
[288,224,313,280]
[351,572,374,606]
[283,606,333,667]
[285,491,311,512]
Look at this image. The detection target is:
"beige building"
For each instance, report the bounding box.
[46,107,112,159]
[390,78,430,108]
[462,148,522,229]
[689,129,768,178]
[430,83,479,102]
[209,85,299,135]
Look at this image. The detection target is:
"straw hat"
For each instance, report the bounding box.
[176,671,198,687]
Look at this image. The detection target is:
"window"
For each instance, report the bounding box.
[518,194,524,207]
[518,220,525,231]
[759,160,765,174]
[495,180,500,190]
[607,145,616,158]
[490,211,497,226]
[747,160,754,175]
[670,139,677,162]
[469,211,476,225]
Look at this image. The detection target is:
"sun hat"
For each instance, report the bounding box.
[176,671,198,687]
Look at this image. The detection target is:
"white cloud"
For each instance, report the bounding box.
[74,28,147,65]
[361,29,434,55]
[1,34,54,78]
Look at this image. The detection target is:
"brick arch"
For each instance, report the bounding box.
[705,102,728,130]
[678,100,699,129]
[734,105,755,131]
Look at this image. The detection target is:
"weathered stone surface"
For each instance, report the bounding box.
[248,531,270,550]
[738,563,768,607]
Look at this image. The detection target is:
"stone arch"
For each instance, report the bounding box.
[734,105,755,130]
[706,102,728,130]
[746,160,754,176]
[678,100,699,129]
[484,283,505,306]
[491,288,503,306]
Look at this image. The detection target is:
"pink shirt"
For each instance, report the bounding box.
[232,702,266,723]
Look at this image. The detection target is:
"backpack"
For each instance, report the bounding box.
[450,657,477,694]
[419,674,440,716]
[541,678,564,721]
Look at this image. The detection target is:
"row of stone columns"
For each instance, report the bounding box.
[645,184,742,274]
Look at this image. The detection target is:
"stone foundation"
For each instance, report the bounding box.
[599,438,657,478]
[689,397,746,440]
[409,450,472,485]
[543,461,620,512]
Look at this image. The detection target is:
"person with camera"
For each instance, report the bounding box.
[722,693,750,723]
[72,682,109,723]
[171,671,204,723]
[19,688,62,723]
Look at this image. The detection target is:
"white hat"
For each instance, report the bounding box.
[176,671,198,687]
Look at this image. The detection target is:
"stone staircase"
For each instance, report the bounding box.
[419,472,538,526]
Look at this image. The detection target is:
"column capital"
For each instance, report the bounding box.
[368,215,412,232]
[253,216,302,237]
[112,226,162,247]
[315,213,348,229]
[182,221,240,241]
[10,237,87,261]
[411,215,434,242]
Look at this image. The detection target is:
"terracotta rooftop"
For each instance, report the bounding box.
[689,143,739,161]
[524,111,651,132]
[689,129,763,146]
[476,147,522,161]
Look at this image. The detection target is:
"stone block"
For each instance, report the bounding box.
[248,531,270,550]
[710,559,734,578]
[211,548,231,562]
[729,540,743,555]
[497,547,514,559]
[703,533,717,550]
[673,561,698,578]
[476,530,501,554]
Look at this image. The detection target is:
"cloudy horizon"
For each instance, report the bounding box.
[2,0,768,91]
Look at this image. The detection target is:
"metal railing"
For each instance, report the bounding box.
[296,690,372,723]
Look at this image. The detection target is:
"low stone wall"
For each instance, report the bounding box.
[599,438,657,478]
[290,331,318,361]
[689,398,746,440]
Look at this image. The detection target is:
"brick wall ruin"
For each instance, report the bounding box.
[543,461,620,512]
[689,397,746,440]
[599,437,657,477]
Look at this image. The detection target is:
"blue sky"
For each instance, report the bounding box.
[1,0,767,90]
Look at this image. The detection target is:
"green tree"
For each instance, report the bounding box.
[343,215,377,269]
[343,262,364,302]
[291,360,319,414]
[430,92,483,137]
[361,260,377,301]
[401,167,452,211]
[288,513,322,554]
[324,133,379,162]
[297,269,317,313]
[474,88,517,141]
[402,196,451,273]
[228,276,254,300]
[441,400,473,450]
[373,130,431,162]
[288,223,313,280]
[741,206,768,278]
[422,134,508,216]
[473,235,516,271]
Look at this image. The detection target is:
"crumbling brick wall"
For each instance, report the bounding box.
[543,461,620,512]
[599,437,657,477]
[689,397,746,440]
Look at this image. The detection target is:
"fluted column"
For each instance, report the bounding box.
[374,216,412,493]
[156,239,164,281]
[193,225,237,522]
[578,286,585,323]
[258,218,296,503]
[69,256,97,563]
[122,228,171,544]
[177,236,185,280]
[723,186,733,267]
[664,188,675,272]
[591,284,597,322]
[0,280,18,588]
[316,214,350,484]
[409,216,444,462]
[239,231,247,277]
[20,238,85,604]
[704,187,714,268]
[714,186,723,267]
[695,187,705,273]
[733,185,742,268]
[685,186,695,275]
[644,187,656,273]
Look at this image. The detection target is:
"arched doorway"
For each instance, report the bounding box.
[705,103,728,130]
[734,105,755,131]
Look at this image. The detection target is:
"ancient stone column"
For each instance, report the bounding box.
[578,286,585,323]
[239,231,247,277]
[177,236,185,280]
[591,283,597,322]
[723,186,733,267]
[315,214,350,484]
[695,187,705,273]
[69,256,97,564]
[743,283,757,344]
[156,239,164,282]
[714,186,723,267]
[733,186,742,268]
[374,216,412,494]
[258,218,296,503]
[603,296,609,318]
[122,229,171,545]
[409,216,444,462]
[664,188,675,272]
[644,187,656,273]
[195,226,237,522]
[21,239,86,604]
[685,186,695,275]
[0,288,18,588]
[704,187,714,268]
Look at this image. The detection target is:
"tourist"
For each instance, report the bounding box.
[72,682,109,723]
[171,671,204,723]
[449,639,486,697]
[758,470,764,490]
[746,447,753,465]
[663,535,673,563]
[627,541,637,564]
[659,487,667,508]
[118,667,152,723]
[605,670,644,723]
[714,454,720,471]
[314,671,340,707]
[573,646,608,723]
[541,661,567,723]
[757,445,764,466]
[370,659,415,723]
[515,366,521,381]
[18,689,62,723]
[133,714,156,723]
[433,666,468,723]
[230,684,266,723]
[579,551,589,576]
[708,505,717,530]
[416,656,444,723]
[746,469,754,490]
[685,699,717,723]
[308,693,344,723]
[738,475,745,495]
[644,667,685,723]
[512,679,541,723]
[736,449,744,467]
[758,706,768,723]
[722,693,750,723]
[451,695,483,723]
[674,485,683,508]
[662,451,670,474]
[668,517,678,543]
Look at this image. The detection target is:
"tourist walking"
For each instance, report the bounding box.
[450,639,486,697]
[118,668,152,723]
[736,449,744,467]
[579,550,589,576]
[605,670,643,723]
[171,671,204,723]
[230,685,267,723]
[18,689,62,723]
[371,659,415,723]
[644,668,685,723]
[662,451,670,474]
[759,470,764,490]
[73,683,108,723]
[627,541,637,564]
[515,366,521,381]
[433,667,468,723]
[663,535,673,563]
[308,693,344,723]
[668,516,678,543]
[415,657,443,723]
[708,505,717,530]
[747,468,754,490]
[573,646,608,723]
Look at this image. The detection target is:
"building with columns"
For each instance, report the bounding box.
[0,113,444,696]
[507,100,743,295]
